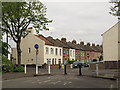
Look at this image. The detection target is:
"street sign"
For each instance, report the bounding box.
[34,44,39,49]
[63,53,66,57]
[87,53,89,58]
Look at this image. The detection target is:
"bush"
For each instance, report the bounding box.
[92,59,97,62]
[14,66,24,72]
[68,60,75,64]
[2,56,13,73]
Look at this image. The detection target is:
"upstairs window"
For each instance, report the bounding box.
[46,47,49,54]
[67,50,69,56]
[51,48,54,54]
[56,48,58,55]
[60,49,62,56]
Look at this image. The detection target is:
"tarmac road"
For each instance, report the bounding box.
[2,69,117,88]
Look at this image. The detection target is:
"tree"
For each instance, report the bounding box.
[2,1,52,66]
[109,0,120,18]
[2,42,10,57]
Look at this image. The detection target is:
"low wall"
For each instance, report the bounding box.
[89,63,105,70]
[90,61,120,70]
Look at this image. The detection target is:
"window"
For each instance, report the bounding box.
[60,49,62,56]
[83,52,84,56]
[73,51,75,56]
[56,48,58,55]
[70,50,72,56]
[67,50,69,55]
[28,48,31,53]
[51,48,54,54]
[46,47,49,54]
[52,59,54,65]
[58,59,61,64]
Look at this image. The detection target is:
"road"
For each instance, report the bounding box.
[2,68,117,88]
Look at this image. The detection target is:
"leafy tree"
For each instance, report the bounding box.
[2,1,52,66]
[2,42,11,57]
[109,0,120,17]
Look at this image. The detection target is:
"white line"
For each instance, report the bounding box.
[63,82,67,85]
[44,80,51,83]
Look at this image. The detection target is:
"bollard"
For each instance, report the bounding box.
[78,63,82,76]
[36,65,38,75]
[64,64,67,75]
[48,64,50,74]
[96,64,99,76]
[25,64,26,74]
[70,64,73,69]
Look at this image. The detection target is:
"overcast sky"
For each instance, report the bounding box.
[4,1,118,48]
[40,2,118,45]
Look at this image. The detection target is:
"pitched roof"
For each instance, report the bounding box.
[55,39,70,48]
[46,36,64,47]
[35,35,53,46]
[67,42,81,50]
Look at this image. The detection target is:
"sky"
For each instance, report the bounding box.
[3,1,118,48]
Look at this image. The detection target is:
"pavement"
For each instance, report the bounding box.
[82,68,119,80]
[2,67,119,81]
[2,68,118,88]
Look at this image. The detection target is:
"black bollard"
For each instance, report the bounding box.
[64,64,67,75]
[78,63,82,76]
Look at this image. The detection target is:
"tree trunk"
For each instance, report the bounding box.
[17,41,21,66]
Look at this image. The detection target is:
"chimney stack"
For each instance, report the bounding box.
[61,38,66,42]
[87,42,90,46]
[92,43,95,46]
[47,36,53,39]
[80,41,84,45]
[96,44,99,47]
[28,27,34,34]
[72,40,76,44]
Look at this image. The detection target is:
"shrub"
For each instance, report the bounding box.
[68,60,75,64]
[92,59,97,62]
[14,66,24,72]
[2,56,13,73]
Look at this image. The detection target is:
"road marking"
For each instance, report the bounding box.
[37,79,40,81]
[48,77,51,79]
[32,82,36,84]
[44,80,51,83]
[68,82,72,84]
[38,82,42,84]
[63,82,67,85]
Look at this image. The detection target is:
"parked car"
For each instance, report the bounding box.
[73,61,83,68]
[84,63,89,67]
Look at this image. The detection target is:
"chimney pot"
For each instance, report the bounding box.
[87,42,90,46]
[80,41,84,45]
[28,27,34,34]
[61,38,66,42]
[72,40,76,44]
[92,43,95,46]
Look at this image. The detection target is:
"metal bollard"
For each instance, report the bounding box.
[25,64,26,74]
[78,63,82,76]
[64,64,67,75]
[96,64,99,76]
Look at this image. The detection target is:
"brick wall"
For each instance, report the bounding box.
[89,63,105,70]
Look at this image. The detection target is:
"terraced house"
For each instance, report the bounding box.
[12,27,103,66]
